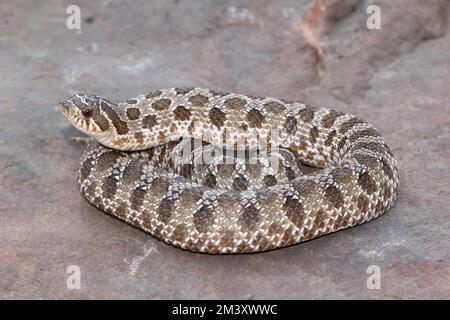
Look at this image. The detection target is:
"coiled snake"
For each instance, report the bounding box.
[60,88,399,254]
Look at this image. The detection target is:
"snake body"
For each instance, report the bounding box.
[60,88,399,254]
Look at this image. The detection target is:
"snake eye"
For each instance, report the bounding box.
[82,107,94,118]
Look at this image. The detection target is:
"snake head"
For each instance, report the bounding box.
[59,93,113,136]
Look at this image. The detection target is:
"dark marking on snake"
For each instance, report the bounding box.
[100,103,129,135]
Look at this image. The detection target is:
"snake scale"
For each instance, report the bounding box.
[60,87,399,254]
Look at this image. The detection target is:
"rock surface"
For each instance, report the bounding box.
[0,0,449,299]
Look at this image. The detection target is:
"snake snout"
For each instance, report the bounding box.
[58,101,72,115]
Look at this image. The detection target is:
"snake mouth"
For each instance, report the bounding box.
[58,102,70,118]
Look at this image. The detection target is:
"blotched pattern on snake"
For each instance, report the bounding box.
[60,87,399,254]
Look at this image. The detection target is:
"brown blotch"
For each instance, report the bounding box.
[142,114,158,129]
[283,195,305,229]
[114,202,129,219]
[355,143,387,167]
[241,123,248,131]
[284,116,297,134]
[285,167,297,181]
[336,136,348,153]
[158,131,167,143]
[321,110,343,128]
[130,185,147,211]
[158,143,171,164]
[84,180,97,198]
[193,205,214,234]
[338,117,365,135]
[217,163,234,178]
[361,127,382,137]
[247,108,265,128]
[248,94,265,100]
[310,126,319,144]
[152,98,172,111]
[298,106,317,123]
[209,89,228,97]
[290,142,307,153]
[312,209,327,231]
[209,107,226,129]
[122,161,143,186]
[247,163,261,181]
[324,130,337,147]
[178,187,202,206]
[333,167,355,186]
[93,113,110,131]
[126,107,141,120]
[173,105,191,121]
[221,128,229,145]
[353,153,379,171]
[333,214,348,229]
[358,171,376,194]
[134,132,144,144]
[295,179,320,197]
[100,102,129,135]
[383,183,392,200]
[240,204,259,230]
[172,225,188,244]
[147,178,171,207]
[203,172,217,188]
[224,97,247,109]
[357,194,369,213]
[80,156,96,182]
[232,174,248,191]
[102,175,118,199]
[264,101,286,113]
[145,90,162,99]
[187,120,196,134]
[180,164,193,179]
[263,175,278,187]
[347,128,382,146]
[381,158,395,181]
[175,87,195,95]
[112,138,128,148]
[324,184,344,209]
[219,230,235,250]
[126,99,137,105]
[92,196,104,211]
[157,197,175,224]
[188,94,209,107]
[95,151,122,172]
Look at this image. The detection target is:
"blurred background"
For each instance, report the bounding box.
[1,0,449,299]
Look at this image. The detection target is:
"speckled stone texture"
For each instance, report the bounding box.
[1,0,449,299]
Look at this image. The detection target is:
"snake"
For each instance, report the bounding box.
[59,87,399,254]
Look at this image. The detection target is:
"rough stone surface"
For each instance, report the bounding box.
[1,0,449,299]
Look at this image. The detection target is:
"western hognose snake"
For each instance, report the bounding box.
[60,87,399,254]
